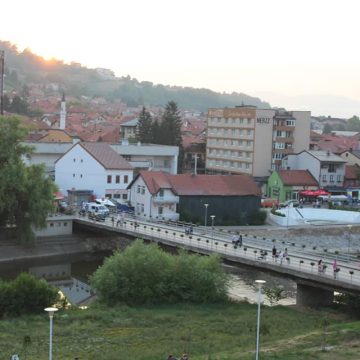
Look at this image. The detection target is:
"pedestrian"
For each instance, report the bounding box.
[272,245,277,262]
[278,250,283,265]
[111,216,115,226]
[333,259,338,279]
[238,234,243,247]
[318,259,323,274]
[232,234,237,244]
[283,248,289,264]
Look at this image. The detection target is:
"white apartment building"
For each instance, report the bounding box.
[206,106,311,177]
[282,150,346,189]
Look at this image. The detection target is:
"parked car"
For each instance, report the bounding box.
[88,212,106,222]
[261,198,279,208]
[279,200,300,208]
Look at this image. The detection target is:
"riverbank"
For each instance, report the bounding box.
[0,303,358,360]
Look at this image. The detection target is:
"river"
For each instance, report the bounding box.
[0,253,297,306]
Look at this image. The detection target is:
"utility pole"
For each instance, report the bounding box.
[0,50,4,115]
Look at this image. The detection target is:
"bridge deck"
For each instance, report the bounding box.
[74,215,360,293]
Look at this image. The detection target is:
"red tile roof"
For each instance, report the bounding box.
[279,170,318,186]
[80,142,133,170]
[137,171,260,196]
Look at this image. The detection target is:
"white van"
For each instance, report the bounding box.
[84,202,110,217]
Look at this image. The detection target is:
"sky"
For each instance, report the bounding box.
[1,0,360,117]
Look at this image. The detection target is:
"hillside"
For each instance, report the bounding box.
[0,41,270,111]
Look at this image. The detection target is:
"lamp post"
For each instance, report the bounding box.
[204,204,209,231]
[45,307,58,360]
[255,280,266,360]
[210,215,215,251]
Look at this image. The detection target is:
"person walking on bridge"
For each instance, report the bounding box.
[272,245,277,262]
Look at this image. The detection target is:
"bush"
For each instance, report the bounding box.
[90,240,229,306]
[0,273,59,317]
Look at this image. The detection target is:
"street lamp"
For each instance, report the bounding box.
[210,215,215,250]
[204,204,209,230]
[45,307,58,360]
[255,280,266,360]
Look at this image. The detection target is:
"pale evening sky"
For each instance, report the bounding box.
[1,0,360,117]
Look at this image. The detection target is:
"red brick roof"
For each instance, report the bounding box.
[80,142,133,170]
[279,170,318,186]
[137,171,260,196]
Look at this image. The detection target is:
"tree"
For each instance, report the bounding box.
[136,106,153,143]
[91,240,228,305]
[160,101,184,172]
[347,116,360,132]
[151,118,161,144]
[9,95,29,115]
[161,101,183,147]
[0,116,57,242]
[323,123,332,134]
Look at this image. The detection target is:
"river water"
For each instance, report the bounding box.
[0,253,297,306]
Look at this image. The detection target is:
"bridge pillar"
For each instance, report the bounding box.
[296,283,333,307]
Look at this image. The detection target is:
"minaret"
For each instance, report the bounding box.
[59,92,66,130]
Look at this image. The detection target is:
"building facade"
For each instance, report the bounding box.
[206,106,311,178]
[282,150,346,190]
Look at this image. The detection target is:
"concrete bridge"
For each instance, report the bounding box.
[73,215,360,307]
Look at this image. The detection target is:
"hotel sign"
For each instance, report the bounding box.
[257,117,272,124]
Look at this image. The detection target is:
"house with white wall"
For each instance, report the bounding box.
[282,150,346,191]
[55,142,133,202]
[128,171,179,220]
[128,171,261,223]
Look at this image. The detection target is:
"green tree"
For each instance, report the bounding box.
[151,118,161,144]
[347,115,360,132]
[9,95,29,115]
[323,123,332,134]
[160,101,184,171]
[91,240,228,305]
[161,101,183,147]
[136,106,153,143]
[0,116,57,242]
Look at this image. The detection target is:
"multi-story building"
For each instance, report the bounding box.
[282,150,346,190]
[205,106,310,178]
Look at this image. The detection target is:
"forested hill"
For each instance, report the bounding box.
[0,40,270,111]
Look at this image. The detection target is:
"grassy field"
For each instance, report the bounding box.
[0,303,359,360]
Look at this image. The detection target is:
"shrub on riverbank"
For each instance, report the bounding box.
[90,240,229,305]
[0,273,59,317]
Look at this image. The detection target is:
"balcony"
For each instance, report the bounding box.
[153,195,179,204]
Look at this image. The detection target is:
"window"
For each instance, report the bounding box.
[73,174,75,177]
[116,175,120,184]
[158,207,163,215]
[73,158,76,162]
[337,175,342,182]
[330,175,334,183]
[137,185,141,193]
[322,174,327,182]
[123,194,128,200]
[247,118,251,125]
[80,174,83,178]
[276,130,282,137]
[286,119,295,126]
[81,159,83,163]
[328,164,335,173]
[113,194,120,199]
[141,186,145,194]
[159,189,164,197]
[63,222,68,227]
[107,175,112,184]
[124,175,129,183]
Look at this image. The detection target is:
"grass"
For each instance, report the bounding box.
[0,303,359,359]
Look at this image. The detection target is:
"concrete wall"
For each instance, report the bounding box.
[292,111,311,153]
[34,217,73,237]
